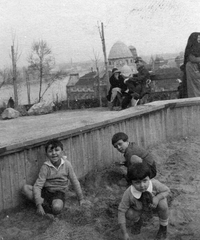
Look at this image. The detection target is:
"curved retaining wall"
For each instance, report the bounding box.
[0,98,200,212]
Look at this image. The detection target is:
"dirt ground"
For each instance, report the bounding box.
[1,135,200,240]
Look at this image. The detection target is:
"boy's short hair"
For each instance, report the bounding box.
[45,139,63,152]
[112,132,128,145]
[127,162,151,181]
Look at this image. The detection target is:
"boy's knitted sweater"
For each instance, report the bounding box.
[118,179,170,224]
[124,142,155,168]
[33,157,83,205]
[124,142,157,179]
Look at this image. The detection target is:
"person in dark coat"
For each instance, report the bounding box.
[107,68,128,110]
[183,32,200,97]
[124,57,151,104]
[7,97,15,108]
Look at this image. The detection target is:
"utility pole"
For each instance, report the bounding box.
[98,22,109,92]
[11,45,18,107]
[96,67,102,107]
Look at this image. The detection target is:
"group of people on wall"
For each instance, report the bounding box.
[108,32,200,110]
[107,57,151,111]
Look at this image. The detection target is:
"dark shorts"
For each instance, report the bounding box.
[41,188,65,207]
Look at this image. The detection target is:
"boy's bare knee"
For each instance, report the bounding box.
[126,208,141,222]
[21,184,31,194]
[21,184,34,200]
[52,199,64,215]
[130,155,143,164]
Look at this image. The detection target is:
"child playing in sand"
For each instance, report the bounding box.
[118,162,170,240]
[22,139,87,216]
[112,132,157,179]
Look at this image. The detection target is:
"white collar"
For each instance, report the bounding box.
[130,180,153,199]
[45,157,65,169]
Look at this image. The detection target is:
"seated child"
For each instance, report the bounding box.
[118,162,170,240]
[112,132,157,179]
[21,139,86,216]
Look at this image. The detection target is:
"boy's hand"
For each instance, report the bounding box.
[36,204,45,215]
[150,196,159,208]
[123,232,130,240]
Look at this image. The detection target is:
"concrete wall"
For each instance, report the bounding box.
[1,98,200,212]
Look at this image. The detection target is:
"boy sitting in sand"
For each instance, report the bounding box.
[118,162,170,240]
[22,139,87,216]
[112,132,157,180]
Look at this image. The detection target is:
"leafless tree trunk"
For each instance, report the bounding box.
[11,46,18,106]
[23,68,31,105]
[39,61,43,101]
[11,45,20,107]
[10,33,21,107]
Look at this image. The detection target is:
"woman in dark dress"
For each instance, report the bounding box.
[184,32,200,97]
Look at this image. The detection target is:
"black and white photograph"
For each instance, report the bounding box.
[0,0,200,239]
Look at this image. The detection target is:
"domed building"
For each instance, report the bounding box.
[108,41,137,73]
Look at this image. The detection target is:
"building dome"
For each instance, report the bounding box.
[108,41,133,59]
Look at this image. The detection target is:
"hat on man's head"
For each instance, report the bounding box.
[135,57,143,63]
[111,68,121,75]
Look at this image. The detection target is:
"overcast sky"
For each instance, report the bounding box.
[0,0,200,68]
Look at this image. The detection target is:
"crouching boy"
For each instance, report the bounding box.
[22,139,86,216]
[118,162,170,240]
[112,132,157,180]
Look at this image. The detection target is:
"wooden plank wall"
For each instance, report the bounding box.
[1,99,200,212]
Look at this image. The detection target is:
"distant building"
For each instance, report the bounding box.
[108,41,137,73]
[152,56,168,70]
[67,73,79,87]
[66,70,107,101]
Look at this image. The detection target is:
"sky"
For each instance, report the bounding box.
[0,0,200,68]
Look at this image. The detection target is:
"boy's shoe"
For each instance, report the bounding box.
[131,217,143,235]
[155,225,167,240]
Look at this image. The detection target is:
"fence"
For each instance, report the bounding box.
[0,97,200,212]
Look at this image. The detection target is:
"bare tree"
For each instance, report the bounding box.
[28,40,54,102]
[10,33,21,107]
